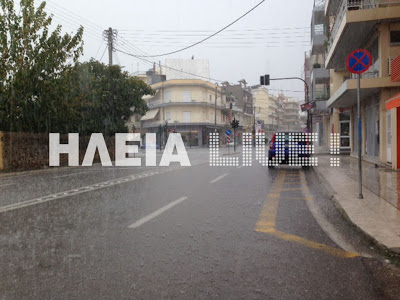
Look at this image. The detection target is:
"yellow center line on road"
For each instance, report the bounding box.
[268,195,313,201]
[280,188,307,191]
[254,171,285,231]
[254,170,360,259]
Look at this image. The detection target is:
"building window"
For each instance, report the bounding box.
[166,91,171,101]
[202,111,206,121]
[202,91,206,100]
[209,112,213,121]
[183,91,191,102]
[314,24,324,35]
[390,31,400,45]
[209,94,213,101]
[183,112,191,122]
[166,112,171,121]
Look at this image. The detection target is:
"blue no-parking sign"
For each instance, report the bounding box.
[346,49,372,74]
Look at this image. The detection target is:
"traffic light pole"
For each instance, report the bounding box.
[233,127,236,152]
[230,118,239,152]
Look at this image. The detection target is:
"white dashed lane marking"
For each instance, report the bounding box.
[210,173,229,183]
[0,161,207,213]
[128,197,188,229]
[0,183,16,188]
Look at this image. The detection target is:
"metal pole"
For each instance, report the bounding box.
[357,74,363,199]
[253,98,256,147]
[214,86,217,132]
[234,127,236,152]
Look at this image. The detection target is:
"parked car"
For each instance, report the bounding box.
[267,132,311,168]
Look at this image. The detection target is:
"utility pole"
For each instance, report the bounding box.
[103,27,118,66]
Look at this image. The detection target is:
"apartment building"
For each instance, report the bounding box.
[307,0,331,147]
[139,79,253,147]
[282,99,302,132]
[251,86,278,137]
[222,80,254,116]
[325,0,400,169]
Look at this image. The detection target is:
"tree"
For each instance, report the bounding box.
[0,0,84,133]
[67,60,153,135]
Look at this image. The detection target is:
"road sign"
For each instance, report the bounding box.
[346,49,371,199]
[346,49,372,74]
[301,101,316,112]
[225,130,231,136]
[255,123,262,133]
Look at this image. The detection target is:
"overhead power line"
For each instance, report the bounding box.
[131,0,266,58]
[37,1,306,95]
[118,26,310,32]
[99,45,108,62]
[115,47,305,93]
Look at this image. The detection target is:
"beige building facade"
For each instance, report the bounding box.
[325,0,400,169]
[139,79,253,147]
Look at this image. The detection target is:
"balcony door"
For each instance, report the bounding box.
[339,112,351,150]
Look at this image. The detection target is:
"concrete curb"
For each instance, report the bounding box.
[310,166,400,260]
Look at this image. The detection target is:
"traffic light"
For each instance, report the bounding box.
[260,74,270,86]
[231,118,239,129]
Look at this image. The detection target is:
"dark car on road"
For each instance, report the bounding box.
[268,131,312,168]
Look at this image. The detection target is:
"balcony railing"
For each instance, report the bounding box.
[328,0,400,54]
[314,90,330,100]
[350,58,380,79]
[147,99,227,109]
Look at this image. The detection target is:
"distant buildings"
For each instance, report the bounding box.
[164,59,210,81]
[136,78,253,147]
[250,86,302,137]
[128,59,302,146]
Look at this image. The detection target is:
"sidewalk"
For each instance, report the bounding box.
[313,148,400,255]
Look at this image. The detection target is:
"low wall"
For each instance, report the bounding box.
[0,132,116,171]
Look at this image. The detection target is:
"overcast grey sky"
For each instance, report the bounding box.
[43,0,315,101]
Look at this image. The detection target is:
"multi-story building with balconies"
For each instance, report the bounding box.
[250,86,279,138]
[308,0,331,147]
[282,99,301,132]
[325,0,400,169]
[139,79,253,147]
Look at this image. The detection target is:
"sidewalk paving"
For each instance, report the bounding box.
[313,148,400,255]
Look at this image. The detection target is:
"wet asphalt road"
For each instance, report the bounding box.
[0,148,399,299]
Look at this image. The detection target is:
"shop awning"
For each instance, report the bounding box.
[141,109,159,121]
[385,93,400,110]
